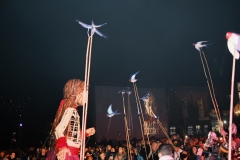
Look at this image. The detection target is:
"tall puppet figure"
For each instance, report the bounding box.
[52,79,95,160]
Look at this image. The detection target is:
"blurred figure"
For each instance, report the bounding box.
[139,140,149,159]
[105,145,112,160]
[188,146,203,160]
[37,148,47,160]
[132,148,143,160]
[108,153,115,160]
[0,151,5,160]
[147,141,159,160]
[114,146,126,160]
[7,152,16,160]
[85,151,93,160]
[180,150,188,160]
[110,148,115,153]
[157,144,173,160]
[173,140,182,160]
[99,152,106,160]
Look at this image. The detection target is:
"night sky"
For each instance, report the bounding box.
[1,0,240,148]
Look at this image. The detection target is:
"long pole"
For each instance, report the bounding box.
[199,51,221,122]
[127,92,133,136]
[228,52,236,160]
[80,35,93,160]
[121,92,131,160]
[132,83,148,160]
[106,118,112,136]
[134,83,151,152]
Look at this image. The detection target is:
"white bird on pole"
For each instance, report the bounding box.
[193,41,210,51]
[76,20,107,38]
[129,71,140,83]
[118,90,128,94]
[107,104,121,117]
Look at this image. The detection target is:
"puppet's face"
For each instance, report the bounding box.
[74,92,83,106]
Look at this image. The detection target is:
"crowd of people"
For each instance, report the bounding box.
[1,132,240,160]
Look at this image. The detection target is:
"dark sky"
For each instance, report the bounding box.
[1,0,240,146]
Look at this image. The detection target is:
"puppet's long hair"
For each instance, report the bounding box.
[47,79,85,150]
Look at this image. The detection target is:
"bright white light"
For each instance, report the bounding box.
[20,123,22,127]
[223,120,227,124]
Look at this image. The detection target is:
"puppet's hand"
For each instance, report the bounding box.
[86,127,96,136]
[56,147,71,160]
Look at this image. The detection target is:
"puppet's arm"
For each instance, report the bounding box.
[80,127,95,138]
[55,108,74,149]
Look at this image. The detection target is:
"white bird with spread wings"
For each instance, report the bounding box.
[129,71,140,83]
[193,41,210,51]
[76,20,107,38]
[107,104,121,117]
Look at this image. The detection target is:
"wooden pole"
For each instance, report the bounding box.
[228,51,236,160]
[80,35,93,160]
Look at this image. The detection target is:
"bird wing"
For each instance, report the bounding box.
[227,40,240,59]
[94,23,107,28]
[95,29,107,38]
[107,104,113,114]
[113,110,121,115]
[196,41,208,44]
[118,90,127,94]
[140,97,146,101]
[130,71,140,80]
[76,20,92,29]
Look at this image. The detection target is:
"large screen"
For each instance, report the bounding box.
[95,86,168,141]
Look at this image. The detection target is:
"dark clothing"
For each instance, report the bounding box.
[37,154,47,160]
[147,151,158,160]
[139,145,150,160]
[105,151,111,160]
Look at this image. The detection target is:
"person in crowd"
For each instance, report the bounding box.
[139,140,149,159]
[89,148,95,157]
[132,148,144,160]
[98,152,106,160]
[85,151,93,160]
[172,140,182,160]
[196,140,204,150]
[27,147,36,160]
[108,153,115,160]
[184,138,195,154]
[0,151,5,160]
[7,152,16,160]
[114,146,126,160]
[37,148,47,160]
[105,145,112,160]
[233,134,240,150]
[157,144,174,160]
[147,141,159,160]
[179,150,188,160]
[110,148,115,153]
[188,146,203,160]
